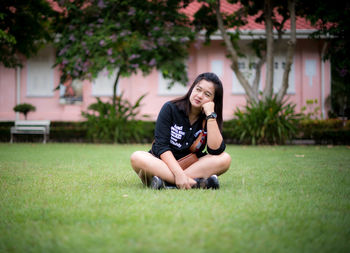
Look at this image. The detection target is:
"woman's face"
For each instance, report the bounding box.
[189,80,215,109]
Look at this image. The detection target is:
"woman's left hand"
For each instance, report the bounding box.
[202,101,215,116]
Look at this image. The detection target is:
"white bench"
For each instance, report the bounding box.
[10,120,51,144]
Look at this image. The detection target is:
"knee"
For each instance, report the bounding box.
[130,151,143,168]
[220,152,232,171]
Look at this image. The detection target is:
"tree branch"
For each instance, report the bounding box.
[276,0,296,103]
[262,0,274,100]
[215,0,257,102]
[113,69,121,109]
[252,55,266,94]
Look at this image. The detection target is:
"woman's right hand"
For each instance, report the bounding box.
[175,173,196,190]
[159,151,197,189]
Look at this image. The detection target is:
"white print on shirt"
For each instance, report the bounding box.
[194,130,202,137]
[170,124,185,148]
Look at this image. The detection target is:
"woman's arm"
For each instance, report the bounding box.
[206,118,223,150]
[202,102,223,150]
[160,151,196,189]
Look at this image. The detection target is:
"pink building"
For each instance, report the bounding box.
[0,3,330,122]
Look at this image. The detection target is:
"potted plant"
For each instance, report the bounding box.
[13,103,36,120]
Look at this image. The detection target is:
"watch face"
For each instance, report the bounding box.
[207,112,217,119]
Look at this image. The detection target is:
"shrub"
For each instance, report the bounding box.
[298,118,345,139]
[50,122,88,142]
[234,97,302,145]
[82,94,149,143]
[301,99,321,120]
[13,103,36,120]
[222,119,240,143]
[297,118,350,144]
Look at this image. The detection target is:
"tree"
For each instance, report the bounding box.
[0,0,57,68]
[193,0,297,103]
[53,0,195,107]
[298,0,350,117]
[13,103,36,120]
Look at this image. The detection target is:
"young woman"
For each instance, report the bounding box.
[130,72,231,189]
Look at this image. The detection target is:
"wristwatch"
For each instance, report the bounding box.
[206,112,217,120]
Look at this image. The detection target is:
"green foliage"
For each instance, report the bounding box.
[193,0,247,45]
[222,118,350,145]
[328,62,350,117]
[301,99,321,120]
[82,94,150,143]
[299,0,350,117]
[0,121,156,143]
[234,97,302,145]
[54,0,194,87]
[297,118,350,144]
[13,103,36,119]
[49,122,88,143]
[300,118,346,132]
[0,0,57,67]
[222,119,240,143]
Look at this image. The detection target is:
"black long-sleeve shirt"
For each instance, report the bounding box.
[151,101,225,160]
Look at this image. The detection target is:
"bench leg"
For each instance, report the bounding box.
[10,134,13,143]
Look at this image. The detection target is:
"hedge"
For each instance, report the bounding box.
[1,119,349,144]
[0,121,154,143]
[0,121,87,143]
[296,119,350,145]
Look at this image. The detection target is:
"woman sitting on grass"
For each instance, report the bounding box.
[130,72,231,190]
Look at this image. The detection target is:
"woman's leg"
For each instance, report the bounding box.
[184,152,231,179]
[130,151,175,185]
[130,151,231,187]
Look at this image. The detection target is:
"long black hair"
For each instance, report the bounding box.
[172,72,224,131]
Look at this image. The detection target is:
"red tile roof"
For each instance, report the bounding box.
[183,1,316,31]
[49,0,317,31]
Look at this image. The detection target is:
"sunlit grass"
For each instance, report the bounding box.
[0,143,349,253]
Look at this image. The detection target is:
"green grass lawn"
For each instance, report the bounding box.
[0,143,349,253]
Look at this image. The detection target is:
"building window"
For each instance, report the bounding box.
[232,58,261,94]
[305,59,316,87]
[92,69,120,96]
[211,60,223,77]
[232,54,295,95]
[158,72,188,96]
[59,79,83,104]
[273,55,295,93]
[26,46,54,97]
[238,62,245,70]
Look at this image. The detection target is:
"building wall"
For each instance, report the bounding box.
[0,66,16,119]
[0,39,330,122]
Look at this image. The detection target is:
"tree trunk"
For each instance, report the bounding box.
[215,0,294,104]
[112,69,121,109]
[276,0,296,103]
[215,0,258,103]
[262,0,274,100]
[252,55,266,96]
